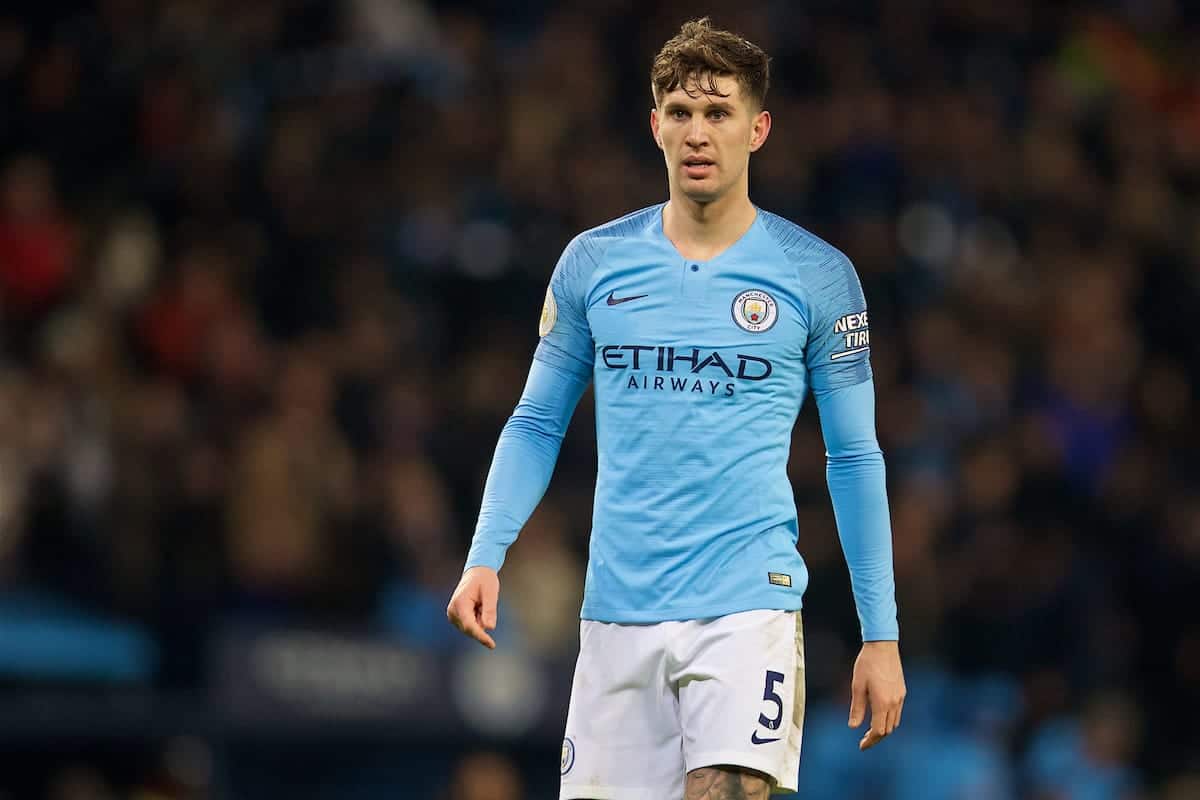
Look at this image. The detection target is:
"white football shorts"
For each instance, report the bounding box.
[559,609,805,799]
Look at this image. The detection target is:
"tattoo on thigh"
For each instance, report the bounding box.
[685,766,771,800]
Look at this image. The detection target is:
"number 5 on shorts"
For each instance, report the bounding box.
[759,670,785,730]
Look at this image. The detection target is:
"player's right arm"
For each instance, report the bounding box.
[446,356,588,648]
[448,236,596,648]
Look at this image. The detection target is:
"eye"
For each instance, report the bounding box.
[671,109,688,120]
[707,110,728,121]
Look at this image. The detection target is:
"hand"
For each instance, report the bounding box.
[446,566,500,649]
[848,640,906,751]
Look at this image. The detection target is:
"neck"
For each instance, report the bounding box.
[662,184,757,261]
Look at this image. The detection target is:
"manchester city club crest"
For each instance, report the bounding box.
[560,737,576,775]
[732,289,778,333]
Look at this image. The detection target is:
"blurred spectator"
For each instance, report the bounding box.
[227,341,355,613]
[47,767,115,800]
[1161,773,1200,800]
[446,752,524,800]
[0,155,75,332]
[1024,692,1144,800]
[503,499,585,658]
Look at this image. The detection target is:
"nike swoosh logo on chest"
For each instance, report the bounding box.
[606,291,648,306]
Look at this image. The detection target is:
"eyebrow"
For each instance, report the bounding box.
[663,100,736,113]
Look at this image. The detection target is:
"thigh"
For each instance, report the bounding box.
[676,610,806,794]
[685,765,772,799]
[559,620,686,800]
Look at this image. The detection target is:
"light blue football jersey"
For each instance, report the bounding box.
[518,203,879,623]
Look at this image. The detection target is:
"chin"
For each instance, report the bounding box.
[680,182,723,204]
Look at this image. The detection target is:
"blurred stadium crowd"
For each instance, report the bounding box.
[1,0,1199,798]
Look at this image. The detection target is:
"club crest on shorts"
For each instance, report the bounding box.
[560,737,575,775]
[732,289,778,333]
[539,286,558,337]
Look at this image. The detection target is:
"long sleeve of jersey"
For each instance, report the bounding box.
[463,357,589,571]
[815,379,899,641]
[800,246,897,642]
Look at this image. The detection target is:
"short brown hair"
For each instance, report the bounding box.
[650,18,770,109]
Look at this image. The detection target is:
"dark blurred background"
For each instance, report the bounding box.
[0,0,1198,798]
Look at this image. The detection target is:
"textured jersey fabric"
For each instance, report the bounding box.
[465,204,898,639]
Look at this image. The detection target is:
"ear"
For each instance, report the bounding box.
[650,107,663,150]
[749,109,772,153]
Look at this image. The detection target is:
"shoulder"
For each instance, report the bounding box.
[755,208,862,299]
[567,204,662,257]
[554,204,663,285]
[757,209,855,273]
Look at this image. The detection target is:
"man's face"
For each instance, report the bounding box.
[651,74,770,204]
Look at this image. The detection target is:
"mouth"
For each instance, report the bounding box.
[682,156,715,178]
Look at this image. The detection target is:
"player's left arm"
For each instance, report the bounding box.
[816,381,905,750]
[805,249,905,752]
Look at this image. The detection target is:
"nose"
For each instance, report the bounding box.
[685,117,708,148]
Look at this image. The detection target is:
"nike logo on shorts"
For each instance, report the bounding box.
[606,291,647,306]
[750,731,781,745]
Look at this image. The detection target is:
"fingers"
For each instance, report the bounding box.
[857,692,906,751]
[859,694,889,751]
[446,568,502,649]
[473,624,497,649]
[480,579,498,632]
[848,680,867,728]
[447,596,496,649]
[850,643,907,751]
[446,581,497,650]
[859,727,885,751]
[465,605,497,649]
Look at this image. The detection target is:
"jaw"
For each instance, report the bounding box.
[678,180,722,204]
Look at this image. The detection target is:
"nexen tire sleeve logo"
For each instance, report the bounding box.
[830,311,869,360]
